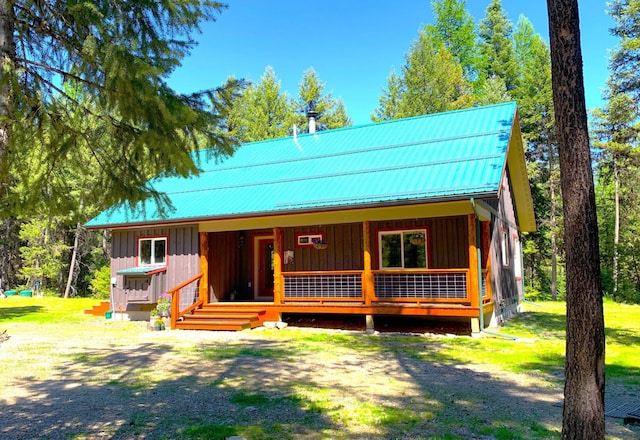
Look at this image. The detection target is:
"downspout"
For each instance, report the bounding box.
[470,198,522,340]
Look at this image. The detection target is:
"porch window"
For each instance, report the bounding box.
[138,237,167,266]
[379,229,428,269]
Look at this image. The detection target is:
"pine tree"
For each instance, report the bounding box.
[425,0,480,84]
[294,67,352,132]
[0,0,241,216]
[373,30,473,120]
[512,16,561,299]
[478,0,519,92]
[228,67,295,142]
[609,0,640,101]
[592,87,640,301]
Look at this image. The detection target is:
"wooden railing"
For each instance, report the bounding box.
[283,271,362,301]
[282,269,472,303]
[167,273,203,329]
[373,269,469,302]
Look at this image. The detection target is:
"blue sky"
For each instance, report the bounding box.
[168,1,616,126]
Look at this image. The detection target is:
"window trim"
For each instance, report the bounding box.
[377,227,429,270]
[137,236,168,267]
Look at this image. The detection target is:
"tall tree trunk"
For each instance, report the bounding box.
[613,159,620,299]
[549,144,558,300]
[0,1,15,185]
[547,1,606,439]
[64,222,82,299]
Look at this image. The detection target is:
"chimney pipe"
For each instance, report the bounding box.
[307,110,318,134]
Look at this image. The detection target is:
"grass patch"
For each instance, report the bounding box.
[1,298,639,439]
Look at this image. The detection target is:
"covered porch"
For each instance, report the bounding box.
[169,203,495,332]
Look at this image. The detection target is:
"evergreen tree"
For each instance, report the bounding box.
[0,0,241,216]
[478,0,519,92]
[228,67,295,142]
[592,87,640,302]
[608,0,640,101]
[294,67,352,132]
[371,69,403,122]
[373,30,473,120]
[512,17,561,299]
[426,0,480,84]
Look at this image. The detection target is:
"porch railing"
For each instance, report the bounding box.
[167,273,203,329]
[282,269,470,302]
[373,270,468,301]
[283,271,362,300]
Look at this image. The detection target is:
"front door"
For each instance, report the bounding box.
[255,236,274,299]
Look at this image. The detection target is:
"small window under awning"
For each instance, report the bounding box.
[117,266,167,276]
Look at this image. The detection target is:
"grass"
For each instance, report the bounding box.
[1,297,639,439]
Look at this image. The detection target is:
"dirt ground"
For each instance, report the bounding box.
[0,318,638,439]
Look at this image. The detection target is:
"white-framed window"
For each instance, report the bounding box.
[378,229,428,269]
[501,228,510,267]
[138,237,167,266]
[296,232,324,247]
[513,233,522,279]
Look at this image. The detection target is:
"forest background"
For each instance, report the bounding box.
[1,0,638,304]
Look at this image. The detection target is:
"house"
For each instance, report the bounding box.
[86,102,535,332]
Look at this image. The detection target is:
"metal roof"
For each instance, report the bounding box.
[87,102,526,229]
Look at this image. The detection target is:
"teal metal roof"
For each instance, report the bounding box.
[116,266,167,275]
[87,102,519,228]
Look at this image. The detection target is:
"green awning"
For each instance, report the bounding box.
[116,266,167,275]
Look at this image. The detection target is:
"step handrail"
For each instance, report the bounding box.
[167,273,203,329]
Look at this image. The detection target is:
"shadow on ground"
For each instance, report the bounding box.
[0,326,638,439]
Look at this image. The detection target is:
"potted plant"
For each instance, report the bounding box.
[153,318,165,331]
[156,293,171,317]
[312,238,328,250]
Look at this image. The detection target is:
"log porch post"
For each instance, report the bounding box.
[273,227,283,305]
[199,232,209,303]
[468,214,480,332]
[363,221,374,305]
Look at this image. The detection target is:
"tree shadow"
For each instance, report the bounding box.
[1,328,638,439]
[0,305,43,321]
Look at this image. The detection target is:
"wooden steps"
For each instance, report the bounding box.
[175,307,267,331]
[83,301,111,316]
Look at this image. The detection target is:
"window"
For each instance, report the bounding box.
[296,232,324,247]
[379,229,428,269]
[501,229,510,267]
[513,234,522,280]
[138,237,167,266]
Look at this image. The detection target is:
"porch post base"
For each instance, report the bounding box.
[365,314,375,334]
[470,317,481,334]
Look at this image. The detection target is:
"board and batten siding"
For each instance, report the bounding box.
[111,225,200,309]
[489,167,521,322]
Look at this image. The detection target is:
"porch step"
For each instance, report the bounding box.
[175,318,252,331]
[83,301,111,316]
[176,307,267,331]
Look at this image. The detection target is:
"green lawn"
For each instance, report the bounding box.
[0,297,639,439]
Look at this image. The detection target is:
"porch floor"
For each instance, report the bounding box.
[174,300,491,332]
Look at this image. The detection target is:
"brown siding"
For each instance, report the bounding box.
[208,231,240,300]
[282,223,364,272]
[489,167,521,319]
[111,225,199,309]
